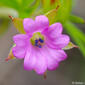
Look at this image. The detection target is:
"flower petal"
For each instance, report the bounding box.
[35,15,49,30]
[55,50,67,62]
[54,35,70,48]
[49,23,63,38]
[34,50,47,75]
[24,48,36,71]
[46,34,70,49]
[41,46,67,70]
[13,34,28,47]
[46,47,67,62]
[47,50,67,70]
[41,46,59,70]
[23,18,37,34]
[12,46,26,59]
[47,56,59,70]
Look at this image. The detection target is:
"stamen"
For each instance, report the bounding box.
[35,40,38,43]
[30,32,44,48]
[39,38,44,43]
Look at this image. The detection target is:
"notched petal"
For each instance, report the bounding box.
[49,23,63,38]
[23,18,36,33]
[12,46,26,59]
[35,15,49,29]
[13,34,28,47]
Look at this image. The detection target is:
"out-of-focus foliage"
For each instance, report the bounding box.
[0,0,40,36]
[43,0,85,57]
[69,15,85,24]
[64,21,85,56]
[0,17,10,36]
[0,0,85,57]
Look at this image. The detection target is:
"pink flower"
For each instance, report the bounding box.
[12,15,70,75]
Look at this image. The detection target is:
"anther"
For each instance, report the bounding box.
[39,38,44,43]
[35,40,38,43]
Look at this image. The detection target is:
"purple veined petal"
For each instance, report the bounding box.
[40,46,58,70]
[24,47,36,71]
[49,23,63,38]
[47,55,59,70]
[53,34,70,49]
[45,37,58,49]
[23,18,37,34]
[55,50,67,62]
[47,50,67,70]
[41,46,67,70]
[46,34,70,49]
[13,34,29,47]
[43,23,64,47]
[35,15,49,30]
[12,46,26,59]
[34,49,47,75]
[45,47,67,62]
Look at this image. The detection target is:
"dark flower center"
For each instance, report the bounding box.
[34,38,44,48]
[30,32,44,48]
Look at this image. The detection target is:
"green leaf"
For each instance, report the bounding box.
[64,21,85,56]
[11,17,25,33]
[63,42,78,50]
[69,15,85,23]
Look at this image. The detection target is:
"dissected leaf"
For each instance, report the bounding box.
[63,42,78,50]
[69,15,85,24]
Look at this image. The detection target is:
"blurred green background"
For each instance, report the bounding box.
[0,0,85,85]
